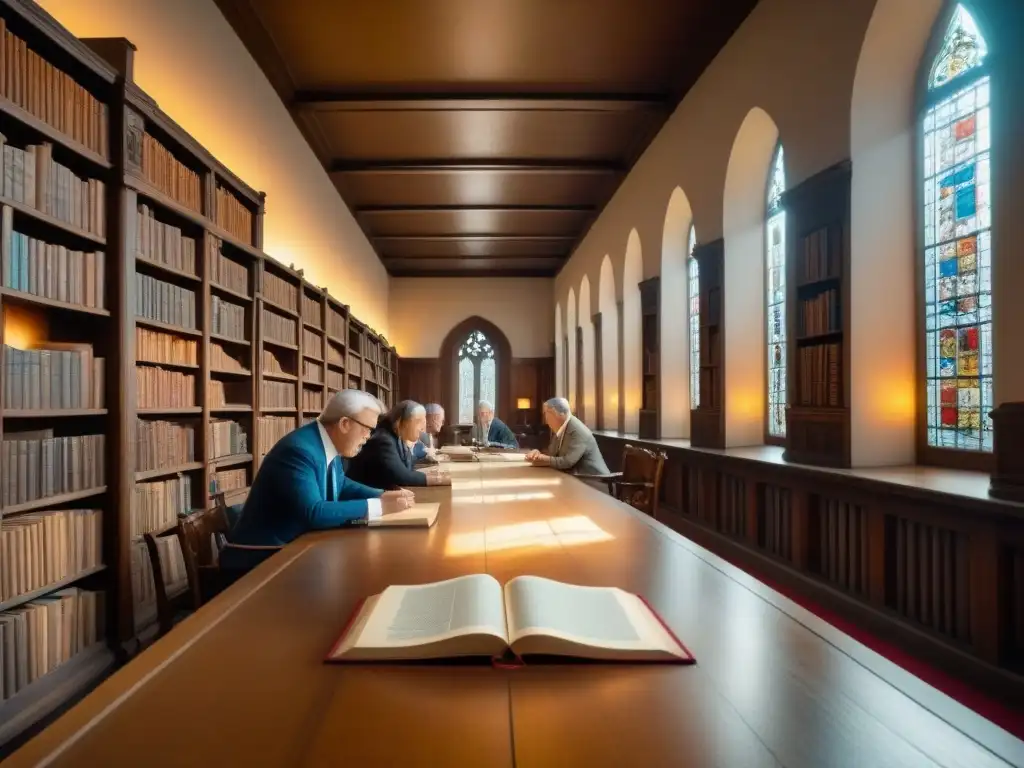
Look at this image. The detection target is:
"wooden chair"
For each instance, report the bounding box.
[142,526,194,638]
[578,443,667,519]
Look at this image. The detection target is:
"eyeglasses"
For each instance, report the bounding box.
[345,416,377,433]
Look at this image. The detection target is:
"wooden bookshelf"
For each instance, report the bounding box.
[0,6,400,750]
[690,238,724,448]
[0,0,119,752]
[638,276,660,439]
[783,161,851,468]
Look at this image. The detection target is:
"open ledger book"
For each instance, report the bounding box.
[365,502,439,528]
[326,574,694,664]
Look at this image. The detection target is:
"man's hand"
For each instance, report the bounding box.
[524,449,541,461]
[425,468,452,486]
[527,453,550,466]
[380,490,415,515]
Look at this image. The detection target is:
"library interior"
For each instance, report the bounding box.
[0,0,1023,765]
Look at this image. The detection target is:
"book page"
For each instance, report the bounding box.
[504,576,686,659]
[352,574,508,650]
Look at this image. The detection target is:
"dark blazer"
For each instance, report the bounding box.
[470,417,519,449]
[222,422,383,571]
[346,423,429,488]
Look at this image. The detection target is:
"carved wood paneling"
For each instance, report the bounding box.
[718,474,746,538]
[759,485,792,561]
[813,497,868,595]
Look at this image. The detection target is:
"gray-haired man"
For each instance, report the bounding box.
[412,403,445,463]
[525,397,610,475]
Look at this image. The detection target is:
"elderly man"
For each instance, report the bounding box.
[221,390,415,575]
[525,397,610,475]
[412,403,445,463]
[470,400,518,449]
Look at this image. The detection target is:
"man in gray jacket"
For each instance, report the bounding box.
[525,397,610,475]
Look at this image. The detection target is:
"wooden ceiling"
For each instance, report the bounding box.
[214,0,760,277]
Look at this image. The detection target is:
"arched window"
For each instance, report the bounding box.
[687,225,700,410]
[765,144,787,439]
[922,4,991,452]
[457,330,496,424]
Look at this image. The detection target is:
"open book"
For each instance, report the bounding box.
[367,502,439,528]
[326,574,694,664]
[438,445,476,462]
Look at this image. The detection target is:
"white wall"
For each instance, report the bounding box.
[38,0,390,334]
[389,278,554,358]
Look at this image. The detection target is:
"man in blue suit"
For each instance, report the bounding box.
[221,389,415,576]
[470,400,519,449]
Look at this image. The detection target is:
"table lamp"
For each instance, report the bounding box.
[516,398,531,427]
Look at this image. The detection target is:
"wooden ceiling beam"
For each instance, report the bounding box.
[354,204,597,213]
[330,160,625,174]
[374,235,575,242]
[292,93,672,113]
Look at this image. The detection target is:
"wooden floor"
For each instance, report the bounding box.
[5,461,1023,767]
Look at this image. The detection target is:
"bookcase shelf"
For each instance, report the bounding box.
[0,7,400,750]
[638,276,660,440]
[782,161,851,468]
[690,239,725,448]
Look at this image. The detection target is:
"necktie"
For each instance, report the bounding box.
[326,457,337,501]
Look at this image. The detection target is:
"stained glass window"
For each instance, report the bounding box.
[457,330,497,424]
[766,144,787,439]
[687,225,700,410]
[922,5,992,451]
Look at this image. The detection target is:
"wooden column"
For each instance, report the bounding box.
[990,402,1024,502]
[781,161,852,468]
[690,239,724,448]
[638,276,660,439]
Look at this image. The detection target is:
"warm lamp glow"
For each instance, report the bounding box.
[3,305,48,350]
[517,398,531,409]
[445,515,613,557]
[874,377,917,424]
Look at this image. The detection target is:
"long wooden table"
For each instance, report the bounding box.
[5,462,1023,767]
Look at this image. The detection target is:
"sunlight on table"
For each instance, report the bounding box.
[444,515,614,557]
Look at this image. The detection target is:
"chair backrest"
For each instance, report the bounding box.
[618,443,668,517]
[177,504,232,610]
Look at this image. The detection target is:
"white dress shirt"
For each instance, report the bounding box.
[317,421,381,521]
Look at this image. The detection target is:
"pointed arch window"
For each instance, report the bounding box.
[687,225,700,410]
[766,144,787,439]
[921,4,992,451]
[457,330,496,424]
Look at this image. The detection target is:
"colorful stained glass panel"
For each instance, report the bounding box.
[922,70,992,451]
[929,5,988,90]
[766,145,787,438]
[688,226,700,410]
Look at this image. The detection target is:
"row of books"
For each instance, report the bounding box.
[0,20,110,158]
[302,293,323,328]
[0,432,105,508]
[302,388,323,413]
[208,419,247,460]
[3,343,104,411]
[135,366,195,410]
[207,239,249,297]
[328,343,345,367]
[1,221,105,308]
[130,540,185,632]
[261,348,288,376]
[302,328,322,357]
[214,185,253,246]
[210,343,248,374]
[303,359,323,384]
[798,228,840,284]
[261,308,296,346]
[135,419,194,472]
[256,415,294,460]
[797,288,841,337]
[140,132,202,215]
[796,342,842,407]
[261,270,297,313]
[131,475,191,540]
[210,295,246,341]
[136,327,197,367]
[135,272,197,330]
[327,370,345,390]
[0,588,106,702]
[0,508,102,603]
[136,204,196,274]
[2,142,106,236]
[260,380,295,409]
[209,380,249,409]
[328,306,345,339]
